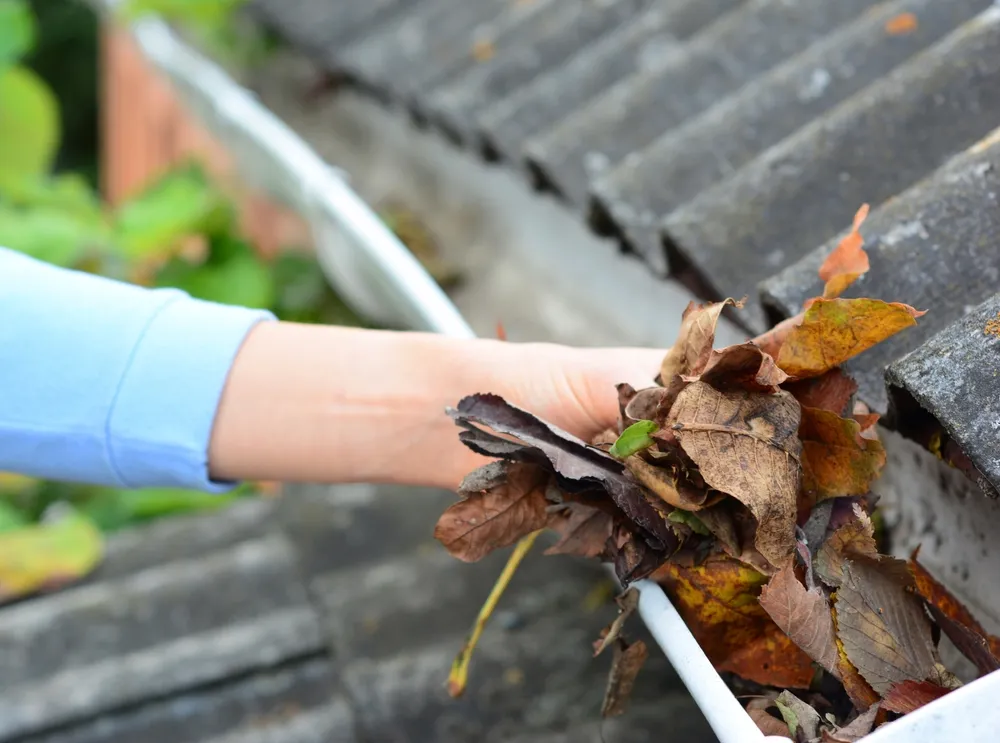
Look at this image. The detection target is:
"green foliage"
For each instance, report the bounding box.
[609,420,659,459]
[121,0,248,24]
[0,65,59,180]
[0,0,34,69]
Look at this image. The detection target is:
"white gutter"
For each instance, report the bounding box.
[103,9,1000,743]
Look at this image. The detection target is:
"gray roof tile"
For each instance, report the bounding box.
[590,0,992,269]
[522,0,886,211]
[759,127,1000,415]
[887,292,1000,497]
[662,5,1000,331]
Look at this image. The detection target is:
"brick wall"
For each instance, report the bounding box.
[100,23,310,258]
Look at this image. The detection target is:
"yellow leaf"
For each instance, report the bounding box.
[0,514,103,603]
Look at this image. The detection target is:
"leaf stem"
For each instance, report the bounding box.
[447,530,541,697]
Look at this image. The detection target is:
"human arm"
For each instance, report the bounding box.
[0,246,663,492]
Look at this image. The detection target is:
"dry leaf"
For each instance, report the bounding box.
[882,679,951,713]
[835,556,939,695]
[749,706,792,738]
[820,204,870,299]
[594,588,640,656]
[784,369,858,416]
[815,507,878,587]
[759,565,840,677]
[755,312,804,360]
[834,631,882,711]
[601,638,648,717]
[776,298,925,379]
[885,12,918,35]
[774,690,823,741]
[435,462,550,562]
[909,550,1000,675]
[544,503,613,559]
[612,528,664,585]
[653,555,816,688]
[660,298,740,383]
[451,394,676,550]
[623,386,673,426]
[624,455,709,511]
[668,381,802,566]
[689,342,788,392]
[799,407,886,504]
[822,704,880,742]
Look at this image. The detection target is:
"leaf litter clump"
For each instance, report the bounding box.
[434,205,1000,740]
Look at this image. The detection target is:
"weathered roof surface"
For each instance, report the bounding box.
[3,486,714,742]
[246,0,1000,493]
[761,127,1000,416]
[886,293,1000,498]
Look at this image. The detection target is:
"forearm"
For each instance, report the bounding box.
[210,323,511,489]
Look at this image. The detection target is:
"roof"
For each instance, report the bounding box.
[1,487,715,742]
[249,0,1000,495]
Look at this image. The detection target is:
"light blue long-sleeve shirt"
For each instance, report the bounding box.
[0,247,275,492]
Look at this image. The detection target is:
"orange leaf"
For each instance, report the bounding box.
[882,680,951,713]
[885,12,918,36]
[653,555,816,688]
[820,204,870,298]
[776,298,925,378]
[909,549,1000,675]
[472,39,495,62]
[833,627,881,710]
[784,369,858,416]
[799,407,886,504]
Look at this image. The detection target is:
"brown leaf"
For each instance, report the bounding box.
[435,462,550,562]
[611,528,664,585]
[623,386,674,426]
[835,556,939,695]
[834,630,882,711]
[653,555,816,688]
[668,381,802,567]
[623,455,710,511]
[815,506,877,587]
[544,503,614,559]
[759,565,840,677]
[695,501,741,553]
[594,588,640,656]
[601,638,648,717]
[451,394,677,550]
[822,704,880,742]
[688,342,788,392]
[784,369,858,416]
[660,298,740,383]
[909,550,1000,675]
[799,407,886,503]
[755,312,803,360]
[776,298,926,379]
[819,204,870,299]
[882,679,951,713]
[749,707,792,738]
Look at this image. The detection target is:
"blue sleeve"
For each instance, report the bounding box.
[0,246,276,492]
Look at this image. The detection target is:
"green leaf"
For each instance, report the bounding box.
[0,202,110,266]
[156,247,276,309]
[79,487,245,532]
[0,511,102,604]
[667,509,710,536]
[609,420,659,459]
[0,0,34,68]
[120,0,247,24]
[0,172,103,217]
[113,164,233,260]
[0,501,29,534]
[0,65,60,179]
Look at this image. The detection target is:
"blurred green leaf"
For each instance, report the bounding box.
[0,501,28,534]
[0,202,109,266]
[0,0,34,68]
[609,420,659,459]
[78,486,246,532]
[120,0,247,24]
[113,164,232,260]
[156,241,276,309]
[0,511,102,604]
[0,65,59,179]
[1,172,103,217]
[667,509,711,536]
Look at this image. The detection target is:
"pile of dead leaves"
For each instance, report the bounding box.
[434,205,1000,741]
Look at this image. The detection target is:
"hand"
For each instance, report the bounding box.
[209,323,666,491]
